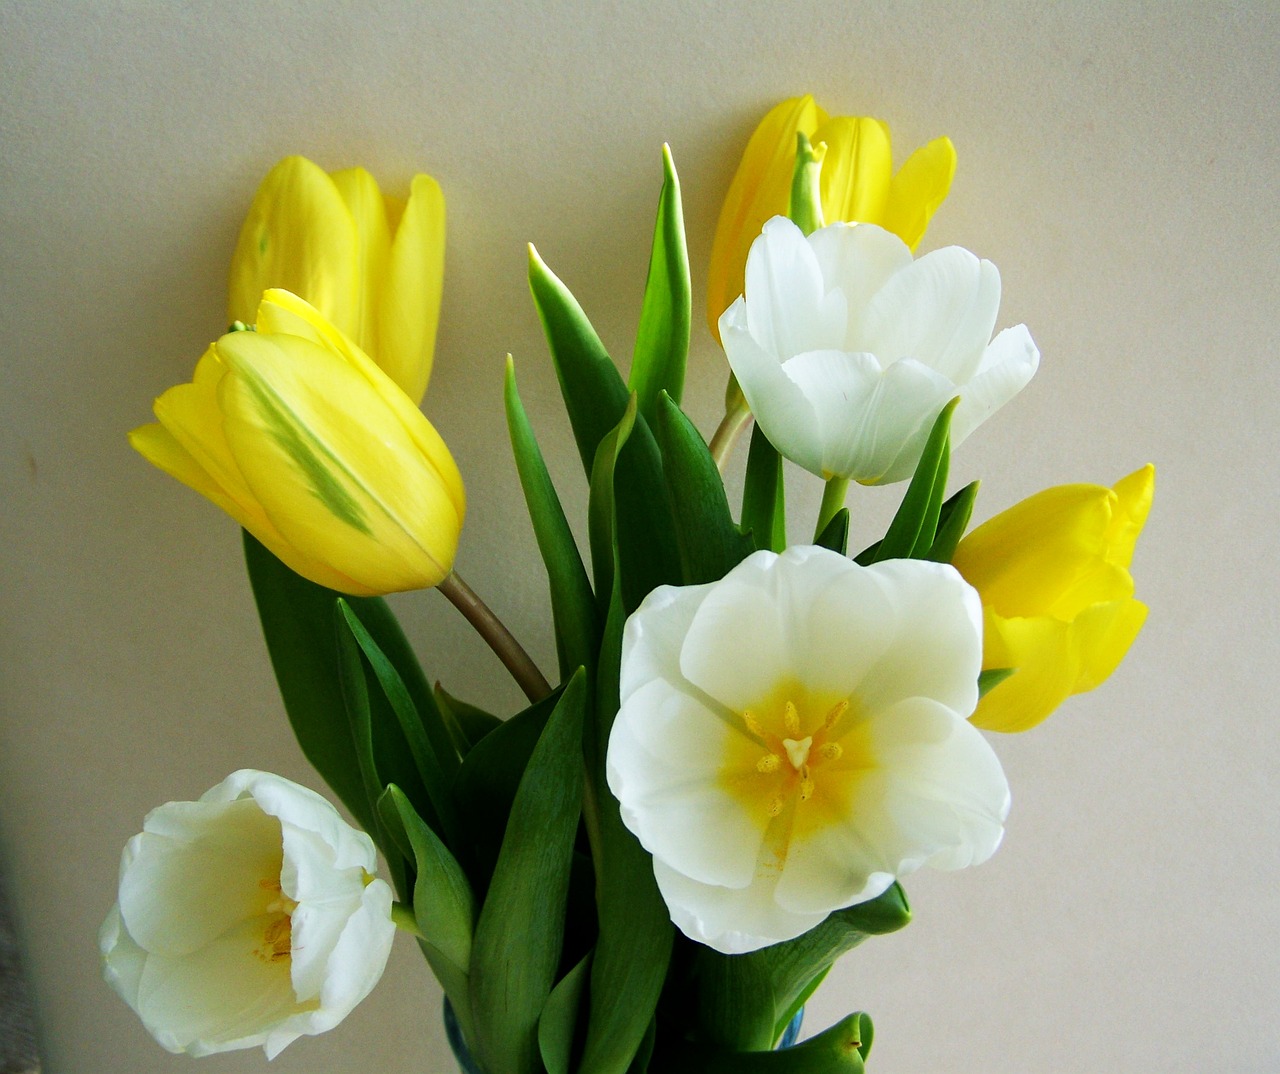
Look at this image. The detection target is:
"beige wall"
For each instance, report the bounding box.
[2,2,1277,1071]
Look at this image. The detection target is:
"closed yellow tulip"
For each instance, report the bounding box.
[706,95,956,338]
[952,466,1154,732]
[130,289,465,596]
[228,156,445,405]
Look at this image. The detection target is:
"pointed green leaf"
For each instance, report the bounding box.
[434,684,503,755]
[538,951,593,1074]
[741,423,786,552]
[588,394,639,615]
[527,246,680,610]
[506,356,600,680]
[338,600,459,845]
[978,667,1016,697]
[242,531,438,837]
[927,480,980,563]
[655,392,754,584]
[452,689,562,894]
[469,670,587,1074]
[815,507,850,555]
[861,398,958,563]
[378,785,475,972]
[629,144,690,421]
[658,1012,872,1074]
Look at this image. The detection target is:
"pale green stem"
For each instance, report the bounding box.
[815,477,850,540]
[437,571,552,703]
[391,901,424,938]
[710,403,753,473]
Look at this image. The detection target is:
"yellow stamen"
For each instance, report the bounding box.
[823,699,849,731]
[766,795,785,817]
[799,776,815,802]
[784,700,801,736]
[757,753,782,773]
[819,742,843,761]
[742,710,768,740]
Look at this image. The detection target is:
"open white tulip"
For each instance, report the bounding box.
[100,770,396,1058]
[607,546,1010,954]
[719,217,1039,484]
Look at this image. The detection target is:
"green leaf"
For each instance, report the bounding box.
[815,507,849,555]
[434,684,503,756]
[927,480,980,563]
[773,965,829,1047]
[505,356,600,681]
[979,667,1016,697]
[377,785,475,972]
[588,394,639,618]
[452,689,563,895]
[337,600,459,845]
[629,144,691,422]
[658,1012,873,1074]
[860,398,958,564]
[578,404,674,1074]
[655,392,755,584]
[692,883,910,1049]
[468,670,587,1074]
[538,951,593,1074]
[741,423,787,553]
[527,245,680,611]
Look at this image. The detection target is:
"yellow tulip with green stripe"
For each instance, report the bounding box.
[706,95,956,338]
[130,289,465,596]
[952,466,1155,733]
[228,156,445,405]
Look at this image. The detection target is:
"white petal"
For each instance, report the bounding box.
[856,560,983,716]
[620,582,710,708]
[133,916,298,1056]
[608,679,762,888]
[653,857,829,954]
[100,905,147,1010]
[744,216,847,358]
[720,309,826,477]
[859,247,1001,384]
[779,352,952,482]
[119,800,280,956]
[951,324,1040,445]
[807,223,913,349]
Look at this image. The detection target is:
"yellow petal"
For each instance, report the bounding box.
[216,331,461,594]
[1071,598,1148,694]
[376,174,446,403]
[706,95,825,340]
[970,611,1076,733]
[814,116,893,225]
[253,289,465,522]
[128,421,241,519]
[880,136,956,251]
[227,157,359,335]
[1104,464,1155,569]
[329,167,392,361]
[953,484,1119,616]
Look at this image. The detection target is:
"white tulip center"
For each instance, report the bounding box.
[741,697,850,818]
[255,877,298,965]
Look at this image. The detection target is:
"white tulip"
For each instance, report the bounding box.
[719,217,1039,484]
[606,546,1010,954]
[100,770,396,1058]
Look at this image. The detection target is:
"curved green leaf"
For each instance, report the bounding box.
[741,423,786,553]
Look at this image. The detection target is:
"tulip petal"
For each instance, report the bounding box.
[216,331,461,593]
[1106,464,1156,568]
[745,217,848,360]
[881,136,957,251]
[378,174,446,403]
[859,246,1001,385]
[1071,598,1148,695]
[807,223,914,349]
[329,167,392,361]
[706,95,825,337]
[814,116,892,224]
[950,323,1040,448]
[970,611,1077,732]
[227,156,358,334]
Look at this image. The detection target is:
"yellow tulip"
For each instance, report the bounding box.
[130,289,465,596]
[706,95,956,338]
[228,156,445,405]
[952,466,1155,732]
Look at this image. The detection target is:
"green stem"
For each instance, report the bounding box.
[815,477,850,541]
[437,571,552,703]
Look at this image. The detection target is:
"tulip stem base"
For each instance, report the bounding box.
[438,571,552,703]
[815,477,850,540]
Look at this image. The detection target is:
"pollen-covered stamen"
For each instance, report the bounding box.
[818,742,843,761]
[784,700,802,737]
[757,754,782,773]
[821,699,849,733]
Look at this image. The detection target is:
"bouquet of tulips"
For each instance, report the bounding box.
[103,97,1153,1071]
